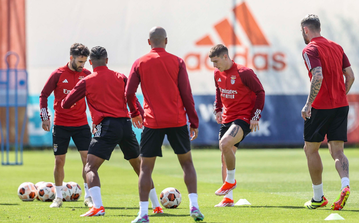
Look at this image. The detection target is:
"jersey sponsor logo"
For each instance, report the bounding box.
[63,89,71,94]
[62,79,68,83]
[218,78,221,82]
[184,2,286,72]
[231,76,236,85]
[219,87,237,99]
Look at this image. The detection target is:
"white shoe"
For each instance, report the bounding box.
[84,197,93,208]
[50,198,63,208]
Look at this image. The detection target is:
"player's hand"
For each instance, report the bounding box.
[215,112,222,124]
[42,120,51,131]
[92,123,97,134]
[132,115,143,129]
[301,103,312,120]
[190,127,198,141]
[250,120,259,132]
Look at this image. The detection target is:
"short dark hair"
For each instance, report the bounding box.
[70,43,90,57]
[90,46,108,60]
[301,14,321,31]
[209,44,229,58]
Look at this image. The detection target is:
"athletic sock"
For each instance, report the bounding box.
[188,193,199,209]
[224,190,233,200]
[84,183,90,198]
[55,186,63,199]
[149,188,160,208]
[225,169,236,184]
[139,201,149,217]
[312,183,323,201]
[341,177,350,190]
[89,186,103,208]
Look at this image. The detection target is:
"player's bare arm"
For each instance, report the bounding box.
[301,66,323,120]
[343,66,355,94]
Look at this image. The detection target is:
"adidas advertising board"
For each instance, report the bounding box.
[24,0,359,146]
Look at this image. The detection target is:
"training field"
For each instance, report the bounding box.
[2,147,359,222]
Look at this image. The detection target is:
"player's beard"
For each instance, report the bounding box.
[71,60,83,72]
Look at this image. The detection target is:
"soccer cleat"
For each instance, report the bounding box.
[49,197,63,208]
[80,206,105,217]
[153,206,163,214]
[214,197,234,207]
[190,206,204,222]
[215,180,236,196]
[331,186,350,210]
[304,196,328,209]
[84,196,94,208]
[131,214,149,223]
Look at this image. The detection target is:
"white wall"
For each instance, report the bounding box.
[26,0,359,95]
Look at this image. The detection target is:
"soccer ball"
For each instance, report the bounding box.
[160,187,181,208]
[17,182,37,201]
[34,181,45,200]
[68,181,82,201]
[61,182,73,201]
[37,182,56,202]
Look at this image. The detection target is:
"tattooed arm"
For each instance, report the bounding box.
[301,66,323,120]
[343,66,355,94]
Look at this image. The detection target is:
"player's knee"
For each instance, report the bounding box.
[219,139,232,151]
[54,157,65,168]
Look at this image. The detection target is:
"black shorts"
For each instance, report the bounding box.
[52,124,91,156]
[140,125,191,157]
[219,119,251,148]
[88,117,140,161]
[304,106,348,142]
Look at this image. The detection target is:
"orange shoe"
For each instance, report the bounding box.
[80,206,105,217]
[215,197,234,207]
[331,186,350,210]
[215,180,236,196]
[153,206,163,214]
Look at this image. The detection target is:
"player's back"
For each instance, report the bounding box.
[84,66,129,124]
[137,48,187,128]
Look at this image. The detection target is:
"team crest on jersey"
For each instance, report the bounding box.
[53,144,58,152]
[79,76,84,80]
[218,78,221,82]
[231,76,236,85]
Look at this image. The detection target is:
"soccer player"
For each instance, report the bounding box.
[126,27,204,223]
[209,44,265,207]
[300,14,355,210]
[39,43,93,208]
[62,46,163,217]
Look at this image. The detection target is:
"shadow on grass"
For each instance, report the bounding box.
[0,203,19,206]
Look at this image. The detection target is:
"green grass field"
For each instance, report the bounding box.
[1,147,359,222]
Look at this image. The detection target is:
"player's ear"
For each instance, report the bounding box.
[70,55,73,61]
[148,39,151,45]
[89,60,93,65]
[106,58,108,64]
[165,38,168,45]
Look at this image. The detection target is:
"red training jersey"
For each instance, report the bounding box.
[39,64,90,126]
[214,61,265,124]
[61,66,143,125]
[302,36,351,109]
[126,48,199,129]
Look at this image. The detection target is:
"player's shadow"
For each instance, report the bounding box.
[0,203,19,206]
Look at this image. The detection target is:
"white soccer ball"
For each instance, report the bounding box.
[34,181,45,200]
[17,182,37,201]
[61,182,73,201]
[37,182,56,202]
[160,187,181,208]
[68,182,82,201]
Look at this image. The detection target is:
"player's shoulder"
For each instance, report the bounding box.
[302,43,317,55]
[236,64,254,75]
[50,66,65,77]
[82,68,92,75]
